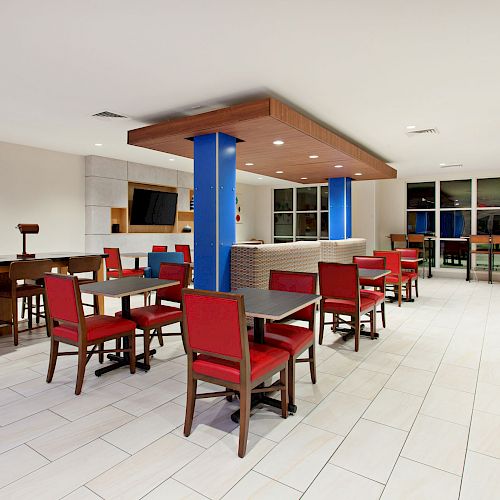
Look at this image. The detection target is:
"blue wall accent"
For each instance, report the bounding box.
[328,177,352,239]
[193,132,236,291]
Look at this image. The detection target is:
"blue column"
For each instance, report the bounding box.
[193,132,236,291]
[328,177,352,240]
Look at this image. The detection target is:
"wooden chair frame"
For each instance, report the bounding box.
[374,251,410,306]
[68,256,102,315]
[182,288,288,458]
[318,262,375,352]
[44,273,136,395]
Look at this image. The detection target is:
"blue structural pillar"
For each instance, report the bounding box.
[193,132,236,291]
[328,177,352,240]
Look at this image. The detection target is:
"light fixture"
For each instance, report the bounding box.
[273,140,284,145]
[406,125,416,130]
[309,155,319,159]
[334,165,343,168]
[439,163,446,166]
[16,224,39,259]
[257,177,263,180]
[94,143,103,147]
[245,162,254,166]
[301,177,308,180]
[169,158,175,162]
[354,172,362,176]
[276,170,284,174]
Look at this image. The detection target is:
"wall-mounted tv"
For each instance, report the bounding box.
[130,188,178,226]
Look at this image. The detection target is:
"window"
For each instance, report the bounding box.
[478,178,500,208]
[477,209,500,235]
[273,186,328,243]
[407,211,435,235]
[440,180,471,208]
[407,182,435,209]
[440,210,471,238]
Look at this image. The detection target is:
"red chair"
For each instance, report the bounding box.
[175,244,192,264]
[103,247,144,279]
[248,270,317,407]
[353,256,387,328]
[152,245,168,252]
[116,262,190,366]
[44,274,136,395]
[318,262,376,352]
[397,248,419,297]
[373,250,410,306]
[182,289,289,458]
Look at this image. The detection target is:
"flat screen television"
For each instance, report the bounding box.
[130,189,178,226]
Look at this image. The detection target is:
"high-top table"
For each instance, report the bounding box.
[81,276,178,374]
[0,252,106,336]
[231,287,321,421]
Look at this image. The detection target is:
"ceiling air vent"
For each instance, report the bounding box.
[406,128,439,136]
[440,163,463,169]
[92,111,128,119]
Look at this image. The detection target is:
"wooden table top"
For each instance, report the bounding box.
[81,277,178,298]
[0,252,106,266]
[359,269,391,280]
[121,252,148,258]
[234,287,321,321]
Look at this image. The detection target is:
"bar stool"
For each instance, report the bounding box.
[0,259,53,345]
[68,256,102,315]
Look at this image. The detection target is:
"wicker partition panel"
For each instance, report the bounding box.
[320,238,367,263]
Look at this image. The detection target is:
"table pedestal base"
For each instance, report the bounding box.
[94,349,157,377]
[335,325,379,340]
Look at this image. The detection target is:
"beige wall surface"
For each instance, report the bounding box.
[0,141,85,255]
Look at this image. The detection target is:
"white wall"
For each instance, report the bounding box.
[236,183,257,242]
[0,141,85,254]
[352,180,377,254]
[253,185,273,243]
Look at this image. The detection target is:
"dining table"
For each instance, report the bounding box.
[80,276,178,375]
[230,287,321,421]
[121,252,148,270]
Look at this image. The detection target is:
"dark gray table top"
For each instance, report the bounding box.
[359,269,391,280]
[122,252,148,258]
[81,277,178,298]
[234,287,321,321]
[0,252,106,266]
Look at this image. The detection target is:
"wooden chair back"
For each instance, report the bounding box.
[68,256,101,277]
[9,259,53,281]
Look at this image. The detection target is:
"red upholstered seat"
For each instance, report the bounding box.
[386,273,410,284]
[53,315,137,342]
[360,289,385,305]
[248,323,313,355]
[403,271,418,280]
[116,304,181,328]
[193,342,289,384]
[106,268,144,279]
[324,296,375,314]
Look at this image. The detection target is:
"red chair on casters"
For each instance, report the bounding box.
[115,262,190,367]
[152,245,168,252]
[396,248,419,298]
[182,289,289,458]
[248,270,317,409]
[373,250,410,306]
[44,274,137,395]
[318,262,376,352]
[103,247,144,279]
[353,256,387,328]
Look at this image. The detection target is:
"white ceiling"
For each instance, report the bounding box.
[1,0,500,184]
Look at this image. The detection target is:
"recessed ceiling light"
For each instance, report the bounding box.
[94,143,103,147]
[406,125,416,130]
[169,158,175,162]
[334,165,343,168]
[309,155,319,159]
[245,162,254,166]
[300,177,308,180]
[439,163,446,166]
[354,172,363,176]
[257,177,263,180]
[273,140,284,145]
[276,170,284,174]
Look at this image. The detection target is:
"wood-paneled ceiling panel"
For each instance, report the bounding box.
[128,98,396,183]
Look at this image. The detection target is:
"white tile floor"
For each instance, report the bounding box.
[0,277,499,499]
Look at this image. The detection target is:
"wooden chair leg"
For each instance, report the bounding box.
[21,297,26,319]
[129,334,136,374]
[46,338,59,382]
[370,310,375,339]
[398,285,402,307]
[35,294,41,324]
[381,302,386,328]
[415,279,419,297]
[280,365,289,419]
[98,343,104,363]
[94,295,100,315]
[319,304,325,345]
[238,385,251,458]
[75,348,86,395]
[184,374,197,437]
[156,327,164,347]
[309,344,317,384]
[288,358,296,407]
[27,296,33,330]
[12,297,19,346]
[354,314,360,352]
[143,329,150,367]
